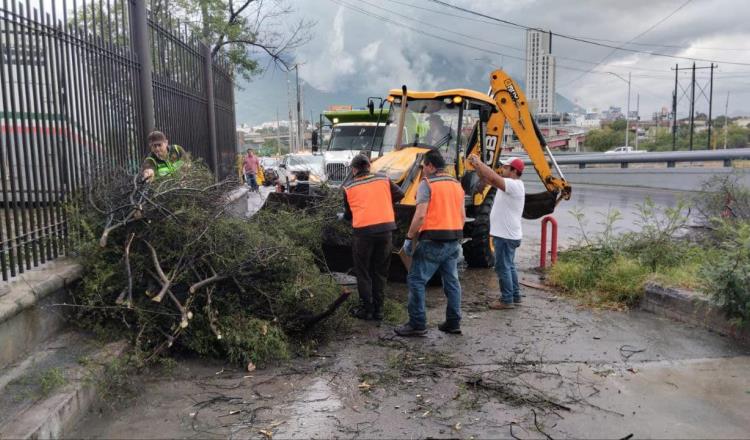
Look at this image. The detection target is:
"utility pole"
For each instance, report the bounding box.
[707,63,715,150]
[723,92,730,149]
[295,64,302,152]
[672,63,678,151]
[276,109,281,156]
[635,93,640,151]
[671,63,715,151]
[286,72,295,153]
[689,62,696,151]
[625,72,631,148]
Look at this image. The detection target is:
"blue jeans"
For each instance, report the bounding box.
[245,172,258,190]
[406,240,462,329]
[493,236,521,304]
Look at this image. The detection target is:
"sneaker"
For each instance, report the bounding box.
[437,321,462,334]
[394,323,428,337]
[349,306,372,320]
[488,300,515,310]
[513,298,522,304]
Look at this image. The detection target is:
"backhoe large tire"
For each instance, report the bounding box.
[463,188,495,268]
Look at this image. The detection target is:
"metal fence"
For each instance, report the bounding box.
[1,0,237,281]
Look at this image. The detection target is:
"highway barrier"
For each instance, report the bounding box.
[520,148,750,191]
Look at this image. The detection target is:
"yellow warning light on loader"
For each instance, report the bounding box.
[452,96,463,104]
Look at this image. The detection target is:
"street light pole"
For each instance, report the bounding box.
[606,72,632,148]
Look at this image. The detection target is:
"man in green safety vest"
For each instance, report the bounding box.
[141,130,190,182]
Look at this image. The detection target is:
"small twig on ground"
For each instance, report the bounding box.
[532,409,554,440]
[619,345,646,362]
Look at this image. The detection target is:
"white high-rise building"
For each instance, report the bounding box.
[525,30,556,115]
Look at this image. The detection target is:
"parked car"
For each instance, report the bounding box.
[604,146,642,154]
[276,154,326,193]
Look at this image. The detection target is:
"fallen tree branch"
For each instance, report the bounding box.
[301,288,353,332]
[115,233,136,308]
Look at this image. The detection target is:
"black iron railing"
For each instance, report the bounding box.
[1,0,236,281]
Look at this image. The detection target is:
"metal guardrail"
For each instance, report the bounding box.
[520,148,750,169]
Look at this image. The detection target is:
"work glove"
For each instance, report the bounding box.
[403,239,415,257]
[336,212,344,221]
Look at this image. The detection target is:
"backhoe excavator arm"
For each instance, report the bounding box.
[469,69,571,201]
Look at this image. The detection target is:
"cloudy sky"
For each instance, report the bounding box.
[237,0,750,125]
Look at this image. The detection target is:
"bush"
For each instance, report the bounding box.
[622,198,691,271]
[700,221,750,327]
[594,256,649,306]
[693,173,750,225]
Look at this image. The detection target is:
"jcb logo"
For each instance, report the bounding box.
[504,79,519,102]
[484,135,498,163]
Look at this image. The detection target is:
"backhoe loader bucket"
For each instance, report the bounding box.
[522,191,558,220]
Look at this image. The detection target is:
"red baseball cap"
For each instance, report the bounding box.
[501,156,525,173]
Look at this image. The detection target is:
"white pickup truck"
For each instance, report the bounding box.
[604,146,643,154]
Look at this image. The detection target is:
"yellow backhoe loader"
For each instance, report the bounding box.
[266,69,571,273]
[365,69,571,268]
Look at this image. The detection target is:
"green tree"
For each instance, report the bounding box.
[584,128,624,152]
[155,0,314,79]
[258,138,287,156]
[608,119,627,131]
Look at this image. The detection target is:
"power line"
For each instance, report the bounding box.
[426,0,750,67]
[389,0,749,53]
[363,0,672,73]
[330,0,679,77]
[565,0,694,87]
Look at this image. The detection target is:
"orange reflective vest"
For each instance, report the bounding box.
[419,173,464,240]
[343,174,397,234]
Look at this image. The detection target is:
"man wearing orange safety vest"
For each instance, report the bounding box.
[395,150,466,337]
[343,154,405,321]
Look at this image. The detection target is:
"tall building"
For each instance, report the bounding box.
[525,30,556,115]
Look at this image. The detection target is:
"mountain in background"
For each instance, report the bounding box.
[236,64,584,127]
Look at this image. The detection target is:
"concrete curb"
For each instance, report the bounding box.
[0,259,82,325]
[0,259,83,369]
[0,340,128,439]
[641,282,750,343]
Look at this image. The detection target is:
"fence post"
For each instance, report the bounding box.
[130,0,155,144]
[203,44,219,180]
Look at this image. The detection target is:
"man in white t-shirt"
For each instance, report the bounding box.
[468,155,526,309]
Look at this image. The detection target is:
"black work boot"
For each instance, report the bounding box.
[371,304,384,321]
[394,323,427,337]
[438,321,462,334]
[350,305,372,320]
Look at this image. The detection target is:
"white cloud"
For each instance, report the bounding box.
[279,0,750,118]
[299,6,355,92]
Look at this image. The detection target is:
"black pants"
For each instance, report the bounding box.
[352,233,392,312]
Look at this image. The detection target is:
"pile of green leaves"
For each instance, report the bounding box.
[68,163,349,367]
